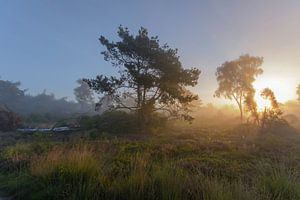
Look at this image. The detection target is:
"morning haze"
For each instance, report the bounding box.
[1,1,300,199]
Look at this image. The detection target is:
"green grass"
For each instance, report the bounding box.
[0,124,300,199]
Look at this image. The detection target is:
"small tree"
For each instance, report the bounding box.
[260,88,283,130]
[84,26,200,132]
[214,54,263,122]
[245,88,284,130]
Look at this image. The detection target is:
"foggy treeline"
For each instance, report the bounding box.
[0,79,86,118]
[1,77,300,129]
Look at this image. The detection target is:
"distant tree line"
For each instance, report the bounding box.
[0,79,91,119]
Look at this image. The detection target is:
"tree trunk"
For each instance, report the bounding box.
[136,84,145,133]
[138,109,145,133]
[238,103,243,123]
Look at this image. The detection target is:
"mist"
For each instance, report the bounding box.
[0,79,89,117]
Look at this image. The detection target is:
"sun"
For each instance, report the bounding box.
[253,76,295,109]
[254,91,272,111]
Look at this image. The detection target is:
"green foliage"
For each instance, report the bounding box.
[84,26,201,129]
[0,124,300,199]
[257,163,300,200]
[80,111,139,134]
[80,111,167,135]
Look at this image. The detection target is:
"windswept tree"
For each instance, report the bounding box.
[84,26,201,131]
[260,88,283,130]
[245,88,284,130]
[214,54,263,121]
[74,79,94,111]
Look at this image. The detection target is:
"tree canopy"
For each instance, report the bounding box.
[214,54,263,121]
[84,26,201,130]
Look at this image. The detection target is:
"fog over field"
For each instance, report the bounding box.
[1,1,300,200]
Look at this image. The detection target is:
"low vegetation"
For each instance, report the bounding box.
[0,121,299,200]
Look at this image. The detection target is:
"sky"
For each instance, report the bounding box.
[1,0,300,105]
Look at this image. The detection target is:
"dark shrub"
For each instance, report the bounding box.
[80,111,167,135]
[80,111,139,134]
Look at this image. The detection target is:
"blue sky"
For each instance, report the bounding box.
[1,0,300,104]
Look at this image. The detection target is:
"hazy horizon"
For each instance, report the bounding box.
[1,0,300,105]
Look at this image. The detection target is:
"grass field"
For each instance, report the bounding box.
[0,122,299,200]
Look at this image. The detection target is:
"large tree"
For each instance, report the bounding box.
[214,54,263,121]
[84,26,200,130]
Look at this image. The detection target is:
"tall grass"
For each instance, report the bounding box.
[0,127,300,200]
[257,162,300,200]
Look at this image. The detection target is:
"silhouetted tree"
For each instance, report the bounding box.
[74,79,94,110]
[214,54,263,122]
[260,88,284,130]
[245,88,284,130]
[84,26,201,131]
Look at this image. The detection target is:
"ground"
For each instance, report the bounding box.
[0,122,299,200]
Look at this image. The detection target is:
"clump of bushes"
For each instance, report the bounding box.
[79,111,139,134]
[79,111,167,135]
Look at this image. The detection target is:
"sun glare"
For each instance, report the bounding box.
[253,76,295,105]
[254,91,272,111]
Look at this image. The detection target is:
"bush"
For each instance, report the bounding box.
[80,111,167,135]
[80,111,139,134]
